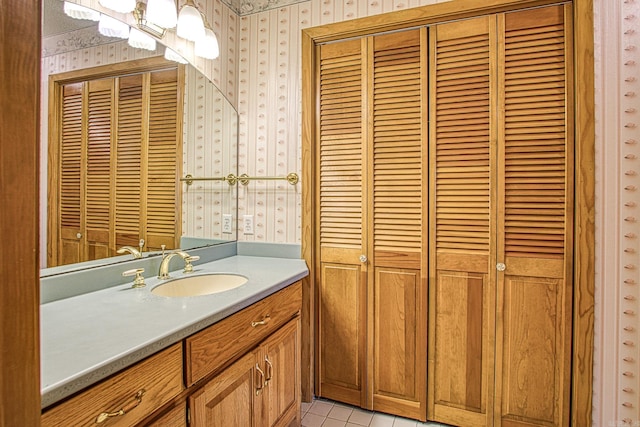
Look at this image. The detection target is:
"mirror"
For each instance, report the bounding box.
[40,0,238,276]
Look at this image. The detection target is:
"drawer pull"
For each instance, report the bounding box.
[95,389,145,424]
[251,314,271,328]
[264,356,273,385]
[255,363,265,395]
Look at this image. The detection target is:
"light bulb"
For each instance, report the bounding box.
[63,2,101,21]
[146,0,178,29]
[164,47,188,64]
[176,3,204,42]
[195,28,220,59]
[98,0,136,14]
[128,28,157,51]
[98,14,130,39]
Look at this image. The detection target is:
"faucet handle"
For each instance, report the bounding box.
[183,255,200,273]
[123,268,146,288]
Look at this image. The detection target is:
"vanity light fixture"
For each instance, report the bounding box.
[145,0,178,29]
[98,0,136,14]
[164,47,188,64]
[176,0,205,42]
[63,2,100,21]
[98,13,130,39]
[128,27,157,51]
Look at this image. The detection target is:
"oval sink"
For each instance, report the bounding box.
[151,274,248,297]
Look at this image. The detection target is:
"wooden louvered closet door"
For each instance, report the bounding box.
[495,5,573,427]
[428,5,573,427]
[428,15,497,427]
[51,66,182,267]
[316,29,428,420]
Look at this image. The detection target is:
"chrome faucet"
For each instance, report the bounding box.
[157,250,200,279]
[117,246,142,259]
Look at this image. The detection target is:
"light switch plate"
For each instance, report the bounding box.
[222,214,232,234]
[243,215,254,235]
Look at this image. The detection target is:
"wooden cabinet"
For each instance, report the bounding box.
[314,29,429,421]
[41,282,302,427]
[189,318,300,427]
[41,343,183,427]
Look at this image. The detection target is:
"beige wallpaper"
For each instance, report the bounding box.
[41,0,633,422]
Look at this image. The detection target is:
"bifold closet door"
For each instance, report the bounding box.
[316,37,368,408]
[428,14,497,427]
[316,29,428,420]
[429,5,573,427]
[494,5,573,427]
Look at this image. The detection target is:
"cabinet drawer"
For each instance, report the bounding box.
[42,343,183,427]
[186,281,302,386]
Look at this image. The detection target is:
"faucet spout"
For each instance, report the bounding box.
[117,246,142,259]
[157,250,200,279]
[158,252,180,280]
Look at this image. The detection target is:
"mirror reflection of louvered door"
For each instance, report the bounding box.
[428,5,573,427]
[316,29,428,420]
[51,66,182,267]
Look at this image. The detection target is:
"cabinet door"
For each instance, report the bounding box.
[494,5,573,427]
[189,352,259,427]
[260,319,300,427]
[316,37,368,408]
[428,15,497,427]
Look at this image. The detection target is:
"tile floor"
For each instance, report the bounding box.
[301,398,450,427]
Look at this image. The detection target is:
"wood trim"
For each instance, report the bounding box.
[300,29,315,403]
[302,0,566,43]
[572,0,595,425]
[301,0,595,424]
[0,0,41,424]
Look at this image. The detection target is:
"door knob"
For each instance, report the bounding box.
[359,255,367,263]
[496,262,506,272]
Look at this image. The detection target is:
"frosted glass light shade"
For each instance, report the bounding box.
[146,0,177,29]
[128,28,157,51]
[63,2,101,21]
[98,14,130,39]
[164,47,188,64]
[98,0,136,13]
[195,28,219,59]
[176,4,204,42]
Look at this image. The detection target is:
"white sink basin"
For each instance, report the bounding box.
[151,274,248,297]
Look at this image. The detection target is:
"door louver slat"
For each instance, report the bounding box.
[373,34,422,252]
[504,20,566,259]
[319,45,363,248]
[434,31,491,253]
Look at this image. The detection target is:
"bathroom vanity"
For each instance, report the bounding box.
[40,250,307,426]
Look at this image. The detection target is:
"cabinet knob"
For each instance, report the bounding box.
[496,263,506,272]
[76,232,82,239]
[359,255,367,263]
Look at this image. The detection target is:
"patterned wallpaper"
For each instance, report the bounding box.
[42,0,630,421]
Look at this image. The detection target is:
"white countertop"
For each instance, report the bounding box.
[40,255,308,408]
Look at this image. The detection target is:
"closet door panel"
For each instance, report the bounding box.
[146,69,181,250]
[316,39,367,407]
[85,78,113,259]
[58,82,84,265]
[496,5,573,427]
[428,15,496,427]
[115,74,144,247]
[370,29,427,420]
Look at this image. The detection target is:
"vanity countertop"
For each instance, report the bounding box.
[40,255,308,409]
